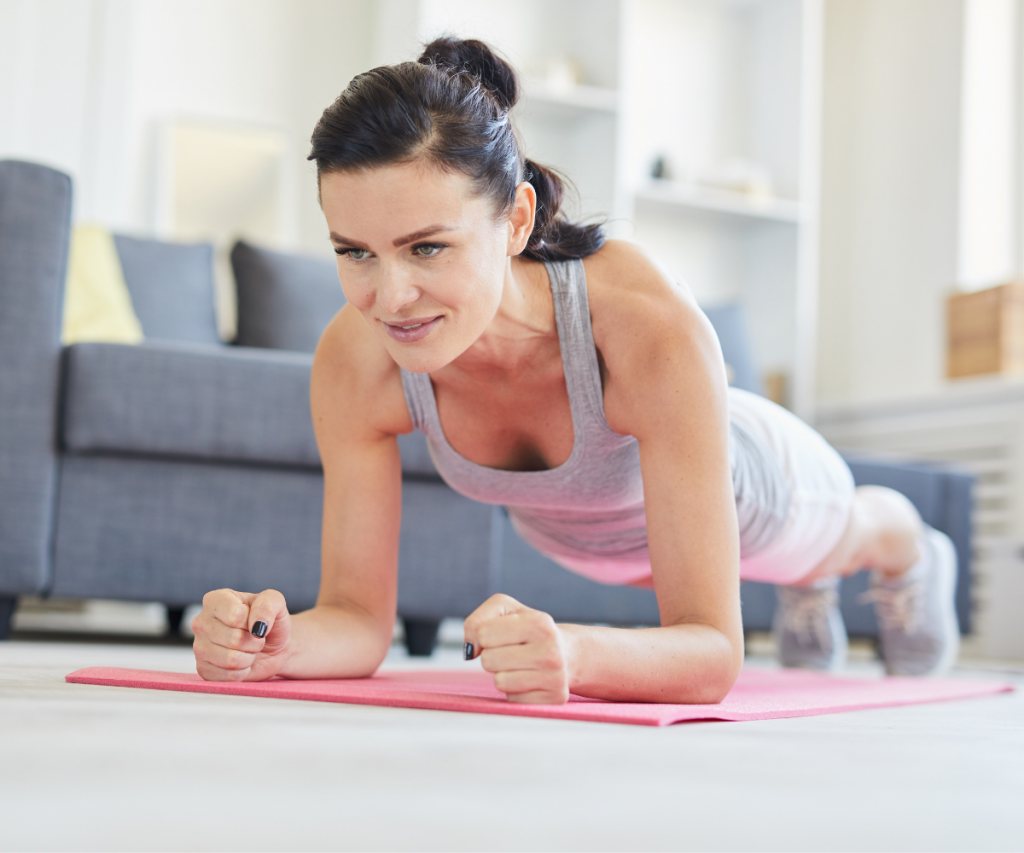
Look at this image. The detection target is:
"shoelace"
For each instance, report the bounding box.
[777,586,838,648]
[858,578,925,634]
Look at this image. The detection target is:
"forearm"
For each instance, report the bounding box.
[560,621,743,704]
[278,603,392,679]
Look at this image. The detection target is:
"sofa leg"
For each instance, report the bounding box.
[166,606,186,637]
[0,597,17,640]
[402,617,441,657]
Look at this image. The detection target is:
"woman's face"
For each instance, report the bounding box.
[320,160,523,374]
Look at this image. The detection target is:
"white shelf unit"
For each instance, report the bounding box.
[373,0,822,419]
[519,80,620,115]
[633,180,806,224]
[621,0,822,420]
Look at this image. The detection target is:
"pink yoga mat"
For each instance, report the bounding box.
[65,666,1013,726]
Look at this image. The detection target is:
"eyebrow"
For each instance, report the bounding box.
[329,225,456,249]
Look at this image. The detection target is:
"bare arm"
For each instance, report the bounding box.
[465,242,743,704]
[574,243,743,701]
[277,306,411,678]
[191,304,411,682]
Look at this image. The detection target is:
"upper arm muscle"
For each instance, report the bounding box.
[587,242,742,644]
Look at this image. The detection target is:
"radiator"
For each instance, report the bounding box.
[816,381,1024,661]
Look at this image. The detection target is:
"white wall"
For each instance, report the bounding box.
[0,0,373,254]
[817,0,964,405]
[281,0,376,253]
[958,0,1018,290]
[0,1,98,209]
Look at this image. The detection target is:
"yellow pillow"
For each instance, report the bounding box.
[62,224,144,345]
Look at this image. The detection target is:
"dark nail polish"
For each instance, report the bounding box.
[252,621,268,638]
[463,642,474,660]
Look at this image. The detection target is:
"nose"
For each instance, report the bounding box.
[375,262,421,316]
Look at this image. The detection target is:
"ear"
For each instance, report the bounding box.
[506,181,536,257]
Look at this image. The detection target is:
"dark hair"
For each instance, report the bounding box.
[308,36,605,262]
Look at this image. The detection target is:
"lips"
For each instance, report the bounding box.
[381,315,442,343]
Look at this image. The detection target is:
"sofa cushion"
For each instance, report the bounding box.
[61,341,441,478]
[232,240,345,352]
[62,341,320,468]
[113,234,220,344]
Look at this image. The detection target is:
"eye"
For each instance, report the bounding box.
[335,247,371,261]
[413,242,446,258]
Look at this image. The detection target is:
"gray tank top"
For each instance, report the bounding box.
[400,258,791,584]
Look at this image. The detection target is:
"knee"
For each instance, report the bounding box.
[852,486,924,570]
[854,483,912,507]
[854,486,923,532]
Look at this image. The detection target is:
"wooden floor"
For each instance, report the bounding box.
[1,635,1022,852]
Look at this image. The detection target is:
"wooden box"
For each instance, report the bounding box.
[946,283,1024,378]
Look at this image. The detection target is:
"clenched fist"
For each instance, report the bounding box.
[191,588,291,682]
[463,594,575,704]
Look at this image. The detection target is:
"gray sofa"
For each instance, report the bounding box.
[0,159,493,652]
[0,160,973,654]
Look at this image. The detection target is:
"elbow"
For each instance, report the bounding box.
[358,628,393,677]
[335,645,388,681]
[686,630,744,705]
[348,645,389,679]
[368,642,392,676]
[311,600,394,677]
[693,663,741,704]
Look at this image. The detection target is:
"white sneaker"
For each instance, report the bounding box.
[861,526,961,676]
[773,576,849,671]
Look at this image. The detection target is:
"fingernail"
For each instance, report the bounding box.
[252,621,268,638]
[463,642,474,661]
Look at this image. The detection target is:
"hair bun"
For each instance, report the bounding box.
[418,36,519,112]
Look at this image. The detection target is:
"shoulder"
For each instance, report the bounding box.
[311,303,412,442]
[581,240,728,435]
[582,239,723,375]
[583,239,709,335]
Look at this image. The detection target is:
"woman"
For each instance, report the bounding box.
[191,39,959,703]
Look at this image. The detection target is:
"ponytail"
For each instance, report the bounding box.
[522,159,605,262]
[308,36,606,262]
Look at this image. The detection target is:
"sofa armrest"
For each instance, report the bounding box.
[0,161,72,595]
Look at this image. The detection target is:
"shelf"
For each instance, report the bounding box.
[816,373,1024,424]
[518,80,619,119]
[633,181,806,224]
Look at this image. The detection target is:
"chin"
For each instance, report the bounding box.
[383,339,459,374]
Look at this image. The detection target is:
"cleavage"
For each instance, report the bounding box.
[432,370,575,473]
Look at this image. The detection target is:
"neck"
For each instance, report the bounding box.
[440,255,556,382]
